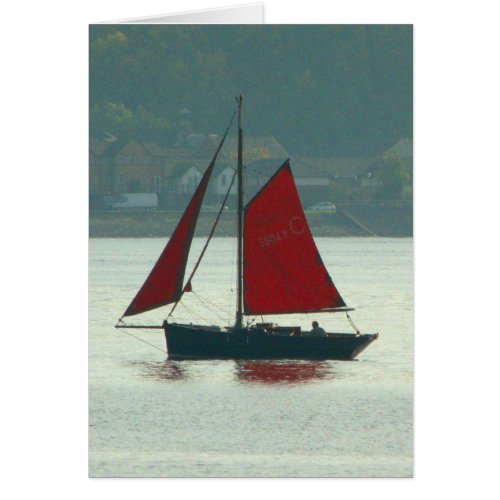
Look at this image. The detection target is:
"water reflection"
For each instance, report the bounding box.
[130,360,187,381]
[235,360,334,385]
[129,359,337,384]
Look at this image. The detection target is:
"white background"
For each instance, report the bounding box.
[2,0,499,498]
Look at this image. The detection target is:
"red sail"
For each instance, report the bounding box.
[122,159,216,317]
[243,160,346,315]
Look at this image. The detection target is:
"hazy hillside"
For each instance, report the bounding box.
[89,25,412,157]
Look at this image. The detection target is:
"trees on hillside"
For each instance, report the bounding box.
[89,25,412,157]
[374,156,412,201]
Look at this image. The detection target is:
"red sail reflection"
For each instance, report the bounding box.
[235,360,333,385]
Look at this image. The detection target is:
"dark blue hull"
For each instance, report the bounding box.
[164,323,378,361]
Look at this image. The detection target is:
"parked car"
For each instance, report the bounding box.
[306,201,336,213]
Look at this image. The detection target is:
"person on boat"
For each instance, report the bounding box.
[306,321,327,337]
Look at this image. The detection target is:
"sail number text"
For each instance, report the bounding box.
[258,216,305,248]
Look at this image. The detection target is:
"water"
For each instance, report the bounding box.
[89,237,413,477]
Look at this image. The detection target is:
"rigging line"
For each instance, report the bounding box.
[246,316,257,327]
[116,327,167,354]
[242,111,289,176]
[228,216,237,325]
[191,291,228,323]
[346,312,361,335]
[119,107,236,323]
[195,292,231,319]
[213,108,238,158]
[230,172,240,324]
[167,169,238,320]
[178,300,209,324]
[191,289,230,317]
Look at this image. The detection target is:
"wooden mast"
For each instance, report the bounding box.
[235,95,244,329]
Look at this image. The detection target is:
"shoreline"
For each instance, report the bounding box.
[89,207,412,238]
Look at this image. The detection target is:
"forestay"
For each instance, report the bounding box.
[122,121,232,317]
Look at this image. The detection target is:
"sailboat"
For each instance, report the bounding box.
[116,97,378,360]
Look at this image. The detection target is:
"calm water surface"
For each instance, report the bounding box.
[89,237,413,477]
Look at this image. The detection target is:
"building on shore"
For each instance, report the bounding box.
[89,132,412,209]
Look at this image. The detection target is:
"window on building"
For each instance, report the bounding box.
[221,174,226,187]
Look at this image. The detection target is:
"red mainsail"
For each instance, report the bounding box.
[243,160,346,315]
